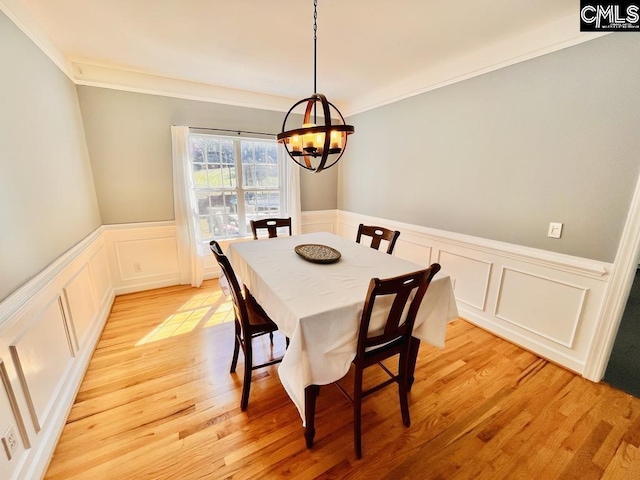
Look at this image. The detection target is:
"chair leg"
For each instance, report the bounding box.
[240,335,253,411]
[406,337,420,391]
[269,331,274,345]
[230,320,241,374]
[398,351,411,427]
[354,366,364,459]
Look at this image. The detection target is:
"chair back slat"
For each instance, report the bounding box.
[383,288,413,336]
[250,217,292,240]
[357,264,441,355]
[356,224,401,254]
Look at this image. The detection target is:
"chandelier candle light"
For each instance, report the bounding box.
[277,0,354,173]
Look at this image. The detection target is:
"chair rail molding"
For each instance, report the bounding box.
[0,228,103,329]
[336,210,612,377]
[103,213,338,292]
[0,205,625,479]
[0,227,114,480]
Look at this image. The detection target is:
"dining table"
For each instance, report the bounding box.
[227,231,458,447]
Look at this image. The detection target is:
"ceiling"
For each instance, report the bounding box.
[3,0,597,114]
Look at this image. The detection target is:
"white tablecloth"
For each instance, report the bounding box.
[228,232,458,422]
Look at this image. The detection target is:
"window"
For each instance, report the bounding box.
[188,134,283,240]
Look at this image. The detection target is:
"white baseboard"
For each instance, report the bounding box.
[113,278,181,296]
[0,208,615,479]
[103,212,339,294]
[0,230,115,480]
[98,211,614,377]
[336,210,612,377]
[20,290,114,480]
[459,306,584,373]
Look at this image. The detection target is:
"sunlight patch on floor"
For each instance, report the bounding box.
[179,290,224,310]
[204,303,234,327]
[136,288,234,345]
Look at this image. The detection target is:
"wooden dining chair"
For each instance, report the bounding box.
[356,224,401,254]
[334,263,441,458]
[210,240,284,410]
[250,217,292,240]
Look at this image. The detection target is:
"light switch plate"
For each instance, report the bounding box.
[548,222,563,239]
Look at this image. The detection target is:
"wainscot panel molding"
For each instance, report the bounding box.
[9,295,73,433]
[104,212,338,288]
[300,210,337,235]
[0,209,612,479]
[103,221,181,295]
[0,229,114,480]
[336,210,612,377]
[203,210,338,277]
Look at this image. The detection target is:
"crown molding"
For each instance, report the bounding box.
[0,0,74,81]
[343,15,610,117]
[0,0,298,111]
[2,3,610,116]
[71,61,299,112]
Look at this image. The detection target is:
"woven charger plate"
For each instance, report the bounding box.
[294,244,341,264]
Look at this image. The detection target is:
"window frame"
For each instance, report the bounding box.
[188,133,284,241]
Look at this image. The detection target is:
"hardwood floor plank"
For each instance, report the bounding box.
[601,442,638,479]
[44,280,640,479]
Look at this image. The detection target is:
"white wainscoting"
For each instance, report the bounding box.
[0,230,114,480]
[300,210,337,235]
[103,222,181,295]
[104,213,338,292]
[205,212,336,277]
[0,212,338,480]
[336,210,612,376]
[0,209,613,479]
[9,296,74,433]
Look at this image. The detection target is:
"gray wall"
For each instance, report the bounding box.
[339,34,640,263]
[4,6,636,306]
[0,11,101,302]
[77,87,338,224]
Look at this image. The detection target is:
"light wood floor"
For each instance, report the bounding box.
[45,280,640,479]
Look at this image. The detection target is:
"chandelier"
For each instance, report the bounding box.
[277,0,354,173]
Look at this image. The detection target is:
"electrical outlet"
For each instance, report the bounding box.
[2,425,18,461]
[134,262,142,272]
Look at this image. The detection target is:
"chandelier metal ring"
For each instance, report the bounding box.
[277,0,354,173]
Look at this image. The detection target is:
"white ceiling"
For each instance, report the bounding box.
[2,0,598,114]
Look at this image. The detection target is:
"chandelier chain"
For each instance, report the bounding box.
[313,0,317,40]
[313,0,318,94]
[277,0,353,173]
